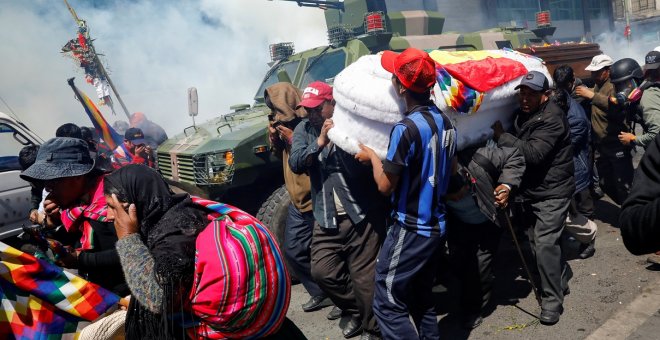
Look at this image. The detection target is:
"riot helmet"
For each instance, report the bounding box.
[610,58,644,84]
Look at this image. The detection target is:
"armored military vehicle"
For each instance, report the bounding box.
[157,0,600,250]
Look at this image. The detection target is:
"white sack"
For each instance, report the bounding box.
[329,50,552,158]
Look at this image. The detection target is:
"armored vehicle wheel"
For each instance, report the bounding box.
[256,185,298,282]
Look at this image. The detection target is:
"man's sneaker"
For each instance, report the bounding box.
[302,295,332,312]
[579,240,596,259]
[327,306,343,320]
[647,251,660,265]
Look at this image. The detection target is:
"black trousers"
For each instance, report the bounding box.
[310,212,384,333]
[573,188,595,219]
[447,219,501,315]
[595,147,634,205]
[520,197,572,312]
[284,204,324,297]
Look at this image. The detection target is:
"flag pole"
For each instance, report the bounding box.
[63,0,132,120]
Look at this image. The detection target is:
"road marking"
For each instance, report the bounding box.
[586,277,660,340]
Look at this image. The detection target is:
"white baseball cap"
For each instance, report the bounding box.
[585,54,614,71]
[654,46,660,52]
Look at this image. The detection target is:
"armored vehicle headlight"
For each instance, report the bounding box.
[224,151,234,165]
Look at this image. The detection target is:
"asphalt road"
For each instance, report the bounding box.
[286,148,660,340]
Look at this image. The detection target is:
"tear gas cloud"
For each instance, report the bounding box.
[595,29,660,65]
[0,0,326,138]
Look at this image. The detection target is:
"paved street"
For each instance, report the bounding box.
[286,195,660,339]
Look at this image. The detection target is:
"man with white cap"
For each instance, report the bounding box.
[576,54,633,205]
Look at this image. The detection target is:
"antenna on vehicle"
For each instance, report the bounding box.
[268,0,345,10]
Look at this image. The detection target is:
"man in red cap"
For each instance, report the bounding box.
[356,48,456,339]
[290,81,387,339]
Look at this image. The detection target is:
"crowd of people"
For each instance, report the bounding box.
[13,47,660,339]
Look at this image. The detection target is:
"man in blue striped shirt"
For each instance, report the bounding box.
[357,48,456,339]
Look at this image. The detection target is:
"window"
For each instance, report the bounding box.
[0,123,31,172]
[254,60,301,100]
[300,50,347,88]
[632,0,655,12]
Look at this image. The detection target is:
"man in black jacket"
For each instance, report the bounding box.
[445,141,525,329]
[620,134,660,255]
[493,71,575,325]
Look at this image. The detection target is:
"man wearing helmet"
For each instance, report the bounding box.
[576,54,633,205]
[617,51,660,150]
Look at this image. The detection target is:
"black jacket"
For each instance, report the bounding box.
[620,134,660,255]
[498,99,575,202]
[453,143,526,225]
[289,119,386,227]
[78,220,128,296]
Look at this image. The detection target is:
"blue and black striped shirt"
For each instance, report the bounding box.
[383,104,456,237]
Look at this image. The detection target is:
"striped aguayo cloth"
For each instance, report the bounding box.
[0,242,120,339]
[189,197,291,339]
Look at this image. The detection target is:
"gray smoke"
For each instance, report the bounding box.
[0,0,326,138]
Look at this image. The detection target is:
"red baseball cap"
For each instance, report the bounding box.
[381,48,437,93]
[297,81,333,109]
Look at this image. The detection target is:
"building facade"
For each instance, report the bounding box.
[384,0,614,41]
[613,0,660,44]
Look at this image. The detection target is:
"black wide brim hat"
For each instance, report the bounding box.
[20,137,96,182]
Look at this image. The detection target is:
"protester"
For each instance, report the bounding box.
[553,63,603,199]
[493,71,574,325]
[20,137,128,296]
[554,65,598,218]
[575,54,633,205]
[445,141,525,329]
[290,81,386,339]
[111,127,154,169]
[617,51,660,149]
[551,83,597,259]
[81,126,112,171]
[129,112,168,149]
[265,82,336,317]
[356,48,456,339]
[55,123,83,139]
[104,165,299,339]
[620,134,660,255]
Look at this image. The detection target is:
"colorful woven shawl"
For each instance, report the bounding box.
[0,242,120,339]
[60,176,109,250]
[188,197,291,339]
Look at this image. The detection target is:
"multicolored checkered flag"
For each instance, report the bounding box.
[0,242,120,339]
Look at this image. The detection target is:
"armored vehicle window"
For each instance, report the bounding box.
[301,50,346,88]
[255,60,301,100]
